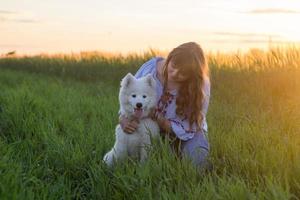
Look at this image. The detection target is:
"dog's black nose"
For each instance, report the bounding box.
[136,103,143,108]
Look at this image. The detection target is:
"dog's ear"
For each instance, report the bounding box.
[145,74,156,88]
[121,73,135,88]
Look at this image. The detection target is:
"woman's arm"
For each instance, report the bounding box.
[134,57,157,78]
[150,111,177,139]
[119,115,139,134]
[156,115,171,133]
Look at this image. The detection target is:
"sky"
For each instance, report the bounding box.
[1,0,300,55]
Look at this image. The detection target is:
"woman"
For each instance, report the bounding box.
[120,42,210,169]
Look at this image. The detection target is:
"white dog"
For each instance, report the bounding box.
[103,73,160,167]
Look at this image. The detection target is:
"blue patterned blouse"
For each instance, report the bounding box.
[135,57,210,142]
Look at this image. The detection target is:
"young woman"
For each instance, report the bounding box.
[120,42,210,169]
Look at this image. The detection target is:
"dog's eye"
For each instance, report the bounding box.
[132,94,136,98]
[143,95,147,98]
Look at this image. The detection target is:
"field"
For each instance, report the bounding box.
[0,48,300,199]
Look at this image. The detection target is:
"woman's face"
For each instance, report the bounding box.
[167,61,188,83]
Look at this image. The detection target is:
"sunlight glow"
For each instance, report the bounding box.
[0,0,300,55]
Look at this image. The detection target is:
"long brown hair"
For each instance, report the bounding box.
[162,42,209,131]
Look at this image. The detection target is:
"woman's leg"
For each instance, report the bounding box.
[181,132,210,170]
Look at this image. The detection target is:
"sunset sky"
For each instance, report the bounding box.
[1,0,300,55]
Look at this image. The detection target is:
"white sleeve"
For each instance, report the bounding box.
[201,77,210,132]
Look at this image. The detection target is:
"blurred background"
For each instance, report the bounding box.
[1,0,300,55]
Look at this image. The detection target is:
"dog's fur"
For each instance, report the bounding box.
[103,73,160,167]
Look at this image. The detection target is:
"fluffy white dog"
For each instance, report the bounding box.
[103,73,160,167]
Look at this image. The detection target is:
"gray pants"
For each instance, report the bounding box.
[181,132,210,169]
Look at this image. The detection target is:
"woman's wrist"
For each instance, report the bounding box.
[157,116,171,133]
[163,119,171,133]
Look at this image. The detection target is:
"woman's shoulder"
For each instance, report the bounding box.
[135,57,164,78]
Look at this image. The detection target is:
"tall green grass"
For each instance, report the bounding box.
[0,47,299,199]
[0,51,157,84]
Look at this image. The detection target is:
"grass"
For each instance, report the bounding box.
[0,47,299,199]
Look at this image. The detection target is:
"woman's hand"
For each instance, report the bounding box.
[157,115,171,133]
[148,109,176,139]
[119,115,139,134]
[151,111,171,134]
[148,109,173,135]
[148,108,156,120]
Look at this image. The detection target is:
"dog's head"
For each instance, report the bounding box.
[119,73,157,119]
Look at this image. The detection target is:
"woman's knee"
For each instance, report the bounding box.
[182,146,209,168]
